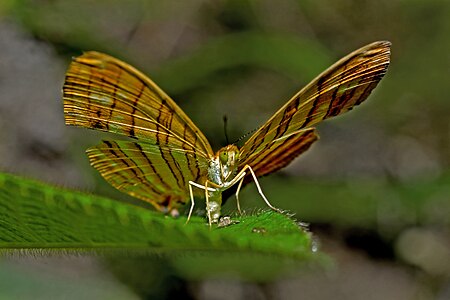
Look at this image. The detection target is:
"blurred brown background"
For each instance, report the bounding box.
[0,0,449,299]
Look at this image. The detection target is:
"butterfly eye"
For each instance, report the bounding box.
[219,151,228,164]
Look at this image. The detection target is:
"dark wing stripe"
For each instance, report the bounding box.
[299,75,326,130]
[134,142,171,191]
[156,100,178,188]
[182,124,199,183]
[128,76,143,137]
[105,66,121,131]
[157,99,186,189]
[106,74,118,132]
[325,59,352,118]
[103,141,140,180]
[95,141,130,184]
[274,96,301,144]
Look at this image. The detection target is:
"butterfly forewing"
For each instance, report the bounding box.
[87,140,210,212]
[239,41,391,167]
[63,51,213,158]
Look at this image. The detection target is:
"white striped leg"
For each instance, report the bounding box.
[234,165,282,213]
[187,181,217,225]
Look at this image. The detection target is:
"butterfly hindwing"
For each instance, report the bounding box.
[87,140,210,212]
[247,128,319,178]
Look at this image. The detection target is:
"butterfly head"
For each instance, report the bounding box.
[216,144,240,183]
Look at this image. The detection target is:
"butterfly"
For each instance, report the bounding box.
[63,41,391,225]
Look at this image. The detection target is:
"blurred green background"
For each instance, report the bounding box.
[0,0,449,299]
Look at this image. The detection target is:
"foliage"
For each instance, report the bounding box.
[0,172,321,280]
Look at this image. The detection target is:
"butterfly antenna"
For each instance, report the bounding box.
[233,127,259,145]
[223,115,230,145]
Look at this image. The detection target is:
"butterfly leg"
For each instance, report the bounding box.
[242,165,283,213]
[204,180,212,227]
[186,181,196,224]
[187,181,217,224]
[234,172,247,215]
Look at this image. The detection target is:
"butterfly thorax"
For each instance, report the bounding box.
[208,145,240,187]
[205,145,240,223]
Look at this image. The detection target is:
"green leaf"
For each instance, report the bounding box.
[0,172,321,279]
